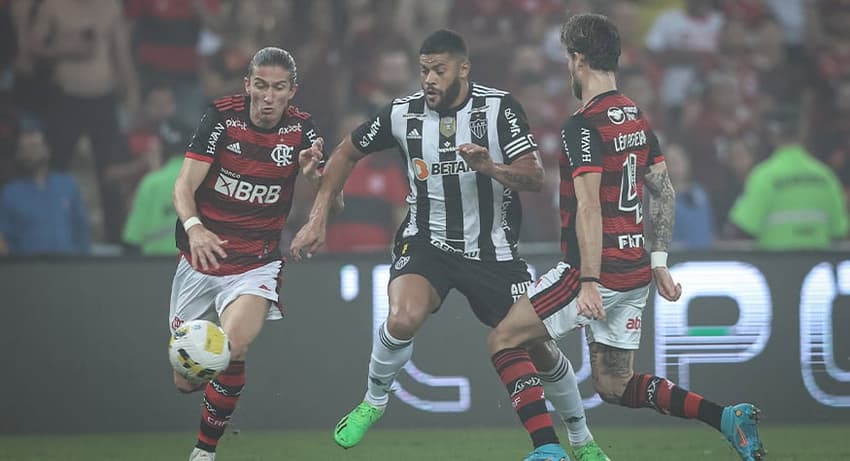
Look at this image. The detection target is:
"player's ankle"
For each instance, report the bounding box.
[570,434,594,447]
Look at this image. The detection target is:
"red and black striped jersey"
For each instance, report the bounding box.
[177,94,319,275]
[559,91,664,291]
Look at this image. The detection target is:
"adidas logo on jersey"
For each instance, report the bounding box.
[407,128,422,139]
[226,142,242,154]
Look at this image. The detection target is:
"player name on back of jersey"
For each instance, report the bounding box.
[613,129,647,153]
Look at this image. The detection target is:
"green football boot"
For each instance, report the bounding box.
[333,401,385,449]
[572,440,611,461]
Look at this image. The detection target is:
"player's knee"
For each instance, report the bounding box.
[386,309,422,340]
[526,340,561,371]
[593,372,631,404]
[488,323,521,353]
[227,338,250,361]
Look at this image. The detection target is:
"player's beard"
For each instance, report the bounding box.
[429,77,462,111]
[571,70,583,100]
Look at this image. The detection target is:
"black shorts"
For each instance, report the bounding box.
[389,238,532,327]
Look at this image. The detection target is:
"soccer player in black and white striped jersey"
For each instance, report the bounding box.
[291,30,609,460]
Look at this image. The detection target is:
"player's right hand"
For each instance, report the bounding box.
[653,267,683,302]
[187,226,228,272]
[577,281,606,321]
[290,219,326,262]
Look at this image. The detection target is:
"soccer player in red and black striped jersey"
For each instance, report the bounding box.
[487,14,765,461]
[169,47,342,461]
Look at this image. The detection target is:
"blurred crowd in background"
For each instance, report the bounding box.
[0,0,849,257]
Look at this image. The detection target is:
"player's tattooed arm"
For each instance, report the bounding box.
[644,162,675,252]
[457,143,543,191]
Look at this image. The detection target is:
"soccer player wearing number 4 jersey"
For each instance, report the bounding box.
[488,14,766,461]
[292,30,609,461]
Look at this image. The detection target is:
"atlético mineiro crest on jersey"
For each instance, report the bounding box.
[270,144,293,167]
[469,114,487,140]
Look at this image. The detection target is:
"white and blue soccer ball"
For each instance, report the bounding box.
[168,320,231,383]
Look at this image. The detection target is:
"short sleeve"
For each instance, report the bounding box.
[351,104,397,154]
[560,115,604,178]
[185,104,225,163]
[729,168,771,236]
[497,94,538,163]
[647,129,665,165]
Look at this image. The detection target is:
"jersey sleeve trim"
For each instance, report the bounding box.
[504,133,538,161]
[185,151,213,163]
[651,155,665,164]
[571,165,603,178]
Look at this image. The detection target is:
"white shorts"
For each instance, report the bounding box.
[168,256,284,333]
[527,261,650,349]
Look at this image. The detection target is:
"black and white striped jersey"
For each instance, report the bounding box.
[351,82,538,262]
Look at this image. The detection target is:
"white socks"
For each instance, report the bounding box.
[364,322,412,407]
[539,350,593,446]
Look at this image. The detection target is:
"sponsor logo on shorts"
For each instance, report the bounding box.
[511,280,532,301]
[626,317,642,331]
[394,255,410,270]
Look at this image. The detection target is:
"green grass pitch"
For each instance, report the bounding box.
[2,425,848,460]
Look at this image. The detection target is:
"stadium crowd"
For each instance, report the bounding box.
[0,0,848,256]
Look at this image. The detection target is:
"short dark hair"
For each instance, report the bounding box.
[248,47,298,84]
[419,29,467,57]
[560,14,621,72]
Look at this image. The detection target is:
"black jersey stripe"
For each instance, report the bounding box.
[472,95,496,260]
[405,97,429,241]
[439,113,464,252]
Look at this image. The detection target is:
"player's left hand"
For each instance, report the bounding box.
[298,137,324,180]
[653,267,683,302]
[457,143,494,174]
[577,281,606,321]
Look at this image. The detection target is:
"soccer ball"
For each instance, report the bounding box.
[168,320,231,383]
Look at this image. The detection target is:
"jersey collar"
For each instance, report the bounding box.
[577,89,620,114]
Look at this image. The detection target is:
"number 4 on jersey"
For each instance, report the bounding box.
[619,153,642,223]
